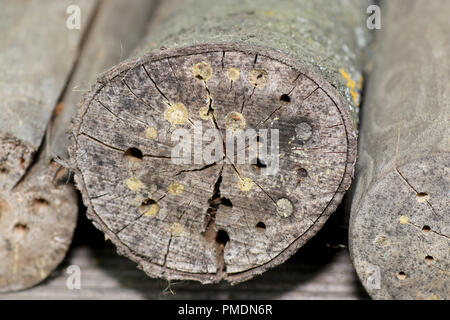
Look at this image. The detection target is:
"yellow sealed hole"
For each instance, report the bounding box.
[126,177,144,191]
[170,222,184,237]
[145,127,158,140]
[164,103,188,126]
[225,111,246,131]
[193,62,213,81]
[249,69,269,87]
[226,67,240,81]
[238,177,253,192]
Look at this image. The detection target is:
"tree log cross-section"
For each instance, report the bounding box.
[70,0,371,284]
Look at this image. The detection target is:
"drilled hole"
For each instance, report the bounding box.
[216,230,230,246]
[138,198,157,215]
[252,158,267,171]
[124,147,143,161]
[34,198,49,206]
[422,225,431,233]
[425,256,434,264]
[416,192,429,203]
[397,272,407,280]
[298,168,308,178]
[0,167,7,174]
[32,198,50,214]
[280,94,291,103]
[256,222,266,230]
[13,223,29,238]
[221,198,233,207]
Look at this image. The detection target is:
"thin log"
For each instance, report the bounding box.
[349,0,449,300]
[70,0,371,284]
[0,0,156,292]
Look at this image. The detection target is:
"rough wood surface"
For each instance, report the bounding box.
[0,0,156,292]
[349,0,450,300]
[0,0,98,292]
[70,0,371,284]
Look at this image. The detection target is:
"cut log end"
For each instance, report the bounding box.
[350,154,450,300]
[0,135,35,190]
[71,44,356,283]
[0,164,77,292]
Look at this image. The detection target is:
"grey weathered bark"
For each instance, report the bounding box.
[70,0,371,284]
[349,0,449,300]
[0,0,156,292]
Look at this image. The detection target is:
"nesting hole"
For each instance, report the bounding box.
[256,222,266,231]
[416,192,429,202]
[298,168,308,178]
[422,225,431,233]
[280,94,291,103]
[124,147,143,162]
[252,158,267,171]
[397,272,407,280]
[220,198,233,207]
[139,198,157,213]
[13,222,29,238]
[425,256,434,264]
[32,198,50,214]
[216,229,230,246]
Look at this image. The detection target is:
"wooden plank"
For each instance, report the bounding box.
[349,0,450,300]
[69,0,372,284]
[0,246,369,300]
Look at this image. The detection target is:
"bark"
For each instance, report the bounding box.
[0,0,156,292]
[70,0,371,284]
[349,0,449,300]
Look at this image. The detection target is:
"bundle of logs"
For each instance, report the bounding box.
[0,0,448,299]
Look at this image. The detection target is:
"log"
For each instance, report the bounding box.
[349,0,450,300]
[0,0,156,292]
[69,0,371,284]
[0,0,97,292]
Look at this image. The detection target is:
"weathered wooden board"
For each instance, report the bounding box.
[70,0,372,284]
[349,0,450,300]
[0,0,157,292]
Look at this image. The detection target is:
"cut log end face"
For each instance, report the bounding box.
[72,45,354,283]
[350,155,450,300]
[0,166,78,292]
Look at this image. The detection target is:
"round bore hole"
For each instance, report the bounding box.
[13,223,29,238]
[422,225,431,233]
[256,222,266,231]
[124,147,143,162]
[32,198,50,214]
[298,168,308,178]
[425,256,434,264]
[216,230,230,246]
[252,158,267,171]
[416,192,429,203]
[280,94,291,103]
[397,272,407,280]
[220,198,233,207]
